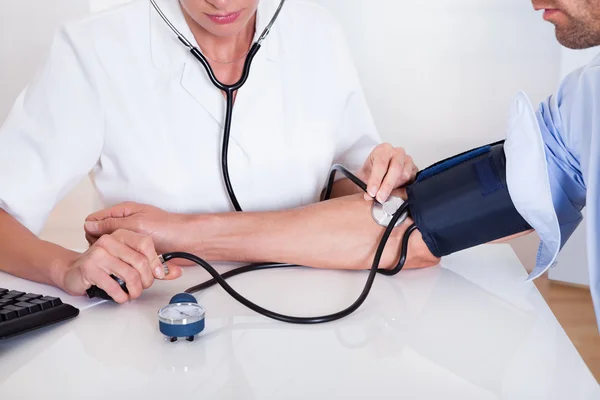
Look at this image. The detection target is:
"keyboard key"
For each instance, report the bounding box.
[29,299,53,310]
[3,291,25,299]
[0,309,18,321]
[0,288,80,340]
[0,298,15,307]
[14,302,42,314]
[40,296,62,307]
[3,305,29,317]
[0,301,79,340]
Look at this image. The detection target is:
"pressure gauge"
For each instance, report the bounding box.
[158,293,205,342]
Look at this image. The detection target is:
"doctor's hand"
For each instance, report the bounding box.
[84,202,191,262]
[359,143,418,203]
[61,229,182,303]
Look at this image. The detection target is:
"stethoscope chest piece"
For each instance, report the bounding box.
[158,293,206,342]
[371,196,407,228]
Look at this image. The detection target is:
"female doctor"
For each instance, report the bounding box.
[0,0,436,303]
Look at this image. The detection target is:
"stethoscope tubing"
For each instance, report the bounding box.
[151,0,416,325]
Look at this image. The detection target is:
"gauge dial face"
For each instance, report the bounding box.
[158,303,205,325]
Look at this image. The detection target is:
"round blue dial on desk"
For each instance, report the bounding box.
[158,293,205,342]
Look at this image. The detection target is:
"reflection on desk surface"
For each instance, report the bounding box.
[0,245,598,399]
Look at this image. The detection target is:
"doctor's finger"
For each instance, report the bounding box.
[93,233,155,289]
[377,158,405,203]
[160,263,184,281]
[85,232,99,247]
[82,248,131,303]
[401,155,417,184]
[87,268,130,304]
[100,258,144,301]
[111,229,183,281]
[110,229,166,281]
[366,152,393,200]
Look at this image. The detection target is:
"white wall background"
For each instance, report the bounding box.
[89,0,129,11]
[0,0,89,123]
[0,0,595,282]
[310,0,561,167]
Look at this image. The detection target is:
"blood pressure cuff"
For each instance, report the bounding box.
[406,141,532,258]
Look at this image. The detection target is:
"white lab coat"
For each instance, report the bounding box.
[0,0,381,235]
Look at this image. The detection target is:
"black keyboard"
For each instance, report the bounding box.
[0,288,79,340]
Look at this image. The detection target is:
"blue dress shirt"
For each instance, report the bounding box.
[504,52,600,332]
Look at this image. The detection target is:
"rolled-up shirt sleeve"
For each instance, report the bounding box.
[535,93,587,250]
[504,86,586,282]
[504,59,598,331]
[531,57,600,332]
[543,57,600,333]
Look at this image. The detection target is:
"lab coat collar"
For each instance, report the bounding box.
[148,0,281,125]
[149,0,280,68]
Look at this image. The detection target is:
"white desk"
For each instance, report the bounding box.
[0,244,598,399]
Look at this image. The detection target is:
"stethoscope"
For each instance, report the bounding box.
[150,0,286,212]
[149,0,415,327]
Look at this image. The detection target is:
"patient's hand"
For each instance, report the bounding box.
[85,202,187,254]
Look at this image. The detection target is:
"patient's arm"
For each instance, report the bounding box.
[489,230,535,244]
[84,190,440,271]
[184,193,438,270]
[324,178,367,199]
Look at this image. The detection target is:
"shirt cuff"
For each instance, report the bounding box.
[503,91,561,281]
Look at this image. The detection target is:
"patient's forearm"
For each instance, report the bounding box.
[182,193,439,270]
[489,229,535,243]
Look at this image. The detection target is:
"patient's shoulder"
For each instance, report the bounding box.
[558,52,600,100]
